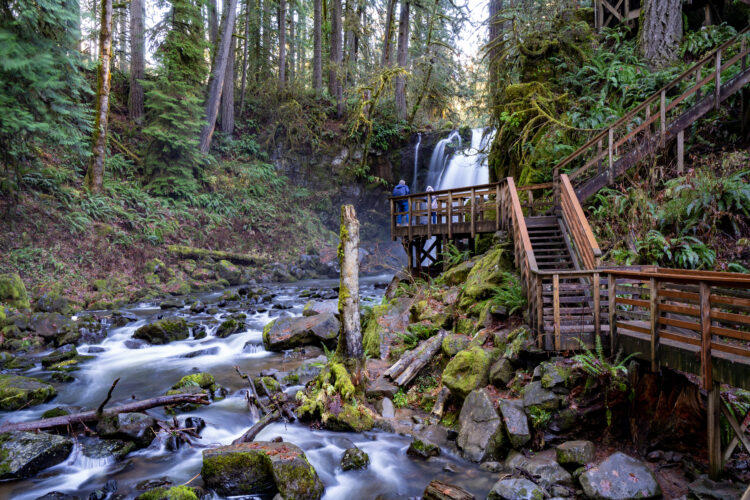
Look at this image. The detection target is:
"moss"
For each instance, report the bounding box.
[442,334,471,357]
[454,317,477,336]
[49,359,80,371]
[442,346,491,399]
[201,446,273,495]
[262,320,274,347]
[0,274,30,310]
[41,407,70,419]
[282,372,300,384]
[324,402,374,432]
[173,372,215,389]
[136,486,199,500]
[0,375,56,410]
[341,447,369,470]
[216,318,241,338]
[363,304,389,358]
[255,376,281,394]
[330,363,355,400]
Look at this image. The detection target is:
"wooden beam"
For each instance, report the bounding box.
[554,274,561,350]
[721,403,750,464]
[650,278,659,372]
[677,130,685,174]
[715,49,722,110]
[708,383,722,480]
[609,273,617,355]
[701,282,713,389]
[594,273,601,339]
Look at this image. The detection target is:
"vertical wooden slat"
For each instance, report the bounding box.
[700,281,713,389]
[660,90,666,148]
[597,139,603,172]
[696,65,703,100]
[593,273,601,340]
[536,275,544,348]
[495,184,501,231]
[553,274,561,350]
[645,104,651,140]
[470,187,476,238]
[390,198,396,241]
[649,278,659,372]
[608,273,617,355]
[677,130,684,174]
[607,129,614,183]
[715,49,722,111]
[408,197,413,241]
[553,168,560,208]
[447,193,453,240]
[707,382,722,480]
[427,194,432,239]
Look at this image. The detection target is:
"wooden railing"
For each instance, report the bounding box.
[593,0,640,31]
[559,174,601,269]
[552,28,750,201]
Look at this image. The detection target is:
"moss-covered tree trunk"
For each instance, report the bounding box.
[336,205,363,372]
[85,0,113,193]
[638,0,682,69]
[313,0,323,89]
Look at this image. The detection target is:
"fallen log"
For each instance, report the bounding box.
[258,378,296,422]
[422,480,475,500]
[235,366,269,415]
[167,245,268,266]
[232,410,281,444]
[431,387,451,419]
[0,393,210,433]
[387,332,446,387]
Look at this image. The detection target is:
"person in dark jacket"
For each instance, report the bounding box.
[392,180,410,225]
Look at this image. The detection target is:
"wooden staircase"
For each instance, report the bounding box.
[526,217,576,271]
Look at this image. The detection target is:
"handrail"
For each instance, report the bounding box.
[560,174,601,269]
[552,27,750,194]
[388,181,504,201]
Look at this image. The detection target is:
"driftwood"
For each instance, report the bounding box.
[235,366,269,415]
[386,331,446,387]
[431,387,451,419]
[167,245,267,266]
[232,410,281,444]
[422,480,475,500]
[0,393,210,433]
[258,378,296,421]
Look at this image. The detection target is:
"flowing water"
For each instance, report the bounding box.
[423,128,494,192]
[0,276,497,499]
[412,133,422,193]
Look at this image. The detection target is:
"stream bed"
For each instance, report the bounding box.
[0,275,497,499]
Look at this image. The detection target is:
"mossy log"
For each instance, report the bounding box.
[0,393,209,432]
[232,410,281,444]
[385,331,446,387]
[423,480,475,500]
[167,245,268,265]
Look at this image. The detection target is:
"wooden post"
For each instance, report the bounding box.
[707,382,722,480]
[470,187,476,238]
[649,278,659,372]
[447,192,453,239]
[598,0,604,31]
[696,65,703,100]
[597,139,603,172]
[608,273,617,355]
[495,184,501,231]
[608,129,614,184]
[553,274,561,350]
[700,281,713,389]
[553,168,561,208]
[645,104,651,140]
[715,49,722,111]
[427,195,432,239]
[660,90,666,148]
[593,273,601,340]
[408,197,413,240]
[337,205,363,371]
[390,198,396,241]
[536,275,544,347]
[677,130,685,174]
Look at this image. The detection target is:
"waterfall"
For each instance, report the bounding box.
[423,128,494,191]
[412,133,422,191]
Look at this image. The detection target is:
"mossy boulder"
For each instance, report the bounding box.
[173,372,215,390]
[489,357,514,387]
[135,485,202,500]
[0,431,73,479]
[441,259,476,286]
[201,441,324,499]
[454,317,477,336]
[96,412,157,448]
[443,346,491,399]
[556,440,595,466]
[522,381,560,412]
[0,273,30,310]
[341,447,369,470]
[460,247,513,301]
[410,300,451,330]
[263,313,340,351]
[133,317,190,344]
[216,260,242,285]
[457,388,506,462]
[215,318,244,338]
[0,375,56,410]
[35,291,71,315]
[406,438,440,459]
[540,363,575,389]
[323,403,375,432]
[254,376,281,394]
[302,300,338,317]
[441,334,471,357]
[41,344,77,367]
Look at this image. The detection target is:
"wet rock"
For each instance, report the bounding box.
[28,312,75,342]
[443,346,491,399]
[540,363,574,390]
[168,372,221,404]
[522,381,559,411]
[254,376,281,394]
[522,456,573,488]
[216,317,245,338]
[0,431,74,479]
[109,311,138,328]
[124,339,147,349]
[136,477,173,491]
[579,452,661,499]
[201,441,324,499]
[323,404,375,432]
[185,416,206,434]
[489,358,514,387]
[96,412,157,448]
[189,301,205,313]
[487,478,544,500]
[365,376,398,399]
[178,347,220,359]
[35,492,80,500]
[302,300,338,317]
[407,438,440,459]
[0,273,30,309]
[687,475,747,500]
[216,260,242,285]
[84,346,106,354]
[498,399,530,448]
[556,440,594,467]
[160,298,184,310]
[134,485,203,500]
[262,313,340,351]
[457,388,505,462]
[480,461,509,473]
[0,375,56,410]
[78,436,135,461]
[442,260,476,286]
[422,480,475,500]
[341,446,369,470]
[41,344,77,367]
[441,334,471,357]
[41,406,71,419]
[283,355,326,386]
[35,292,72,316]
[378,397,395,418]
[133,317,190,344]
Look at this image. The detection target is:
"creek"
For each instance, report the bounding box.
[0,275,497,499]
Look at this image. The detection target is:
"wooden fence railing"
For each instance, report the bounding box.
[551,28,750,202]
[593,0,640,31]
[560,174,601,270]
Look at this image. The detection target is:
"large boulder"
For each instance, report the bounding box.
[522,381,559,412]
[28,312,76,342]
[135,486,203,500]
[441,334,471,357]
[443,347,491,399]
[0,431,73,479]
[35,291,71,315]
[487,478,544,500]
[441,259,476,286]
[215,318,245,338]
[133,317,190,344]
[579,452,661,499]
[0,273,30,310]
[302,300,338,317]
[498,399,530,448]
[215,260,242,285]
[459,247,513,305]
[78,436,135,461]
[0,375,56,410]
[341,447,369,471]
[263,313,340,351]
[201,441,324,499]
[457,388,505,462]
[556,440,595,466]
[96,412,157,448]
[41,344,77,367]
[489,358,514,387]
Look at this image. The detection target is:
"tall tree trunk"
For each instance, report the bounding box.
[199,0,239,153]
[261,0,271,78]
[330,0,343,116]
[219,18,235,135]
[488,0,502,101]
[313,0,323,90]
[85,0,113,193]
[344,0,354,83]
[296,12,304,81]
[128,0,145,123]
[336,205,363,372]
[278,0,287,89]
[381,0,396,67]
[394,0,409,121]
[239,0,250,114]
[208,0,219,52]
[638,0,682,69]
[289,5,295,84]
